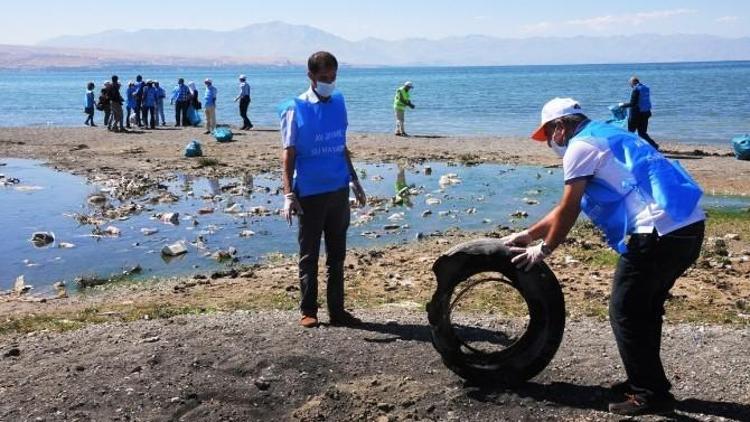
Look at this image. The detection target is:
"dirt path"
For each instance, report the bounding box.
[0,127,747,195]
[1,309,748,421]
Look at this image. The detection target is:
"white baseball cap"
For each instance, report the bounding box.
[530,97,584,141]
[239,74,246,80]
[404,81,413,87]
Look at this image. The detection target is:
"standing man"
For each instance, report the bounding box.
[154,81,166,126]
[279,51,367,328]
[125,81,137,128]
[393,81,415,136]
[620,76,659,150]
[107,75,126,133]
[142,80,157,129]
[504,97,705,416]
[234,74,253,130]
[171,78,190,127]
[134,74,145,127]
[203,78,217,134]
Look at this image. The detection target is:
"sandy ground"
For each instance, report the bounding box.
[2,126,750,420]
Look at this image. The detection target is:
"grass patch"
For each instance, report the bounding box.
[195,157,221,168]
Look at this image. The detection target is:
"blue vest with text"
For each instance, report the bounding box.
[571,121,702,253]
[280,92,350,198]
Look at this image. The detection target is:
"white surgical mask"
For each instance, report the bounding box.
[549,141,567,158]
[315,81,336,98]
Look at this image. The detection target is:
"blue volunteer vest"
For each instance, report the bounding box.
[278,92,350,198]
[635,83,651,112]
[571,121,702,253]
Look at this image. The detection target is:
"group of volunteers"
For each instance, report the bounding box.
[281,51,702,417]
[84,74,254,134]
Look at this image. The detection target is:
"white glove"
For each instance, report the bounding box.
[509,243,549,272]
[501,230,533,247]
[618,102,625,108]
[350,179,367,207]
[283,193,303,226]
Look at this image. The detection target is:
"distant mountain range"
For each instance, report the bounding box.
[5,21,750,68]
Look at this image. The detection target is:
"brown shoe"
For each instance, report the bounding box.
[299,315,319,328]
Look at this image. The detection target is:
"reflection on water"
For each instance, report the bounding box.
[1,158,748,291]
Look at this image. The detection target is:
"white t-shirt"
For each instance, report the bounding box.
[563,137,705,235]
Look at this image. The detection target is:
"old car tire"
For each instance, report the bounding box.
[427,238,566,385]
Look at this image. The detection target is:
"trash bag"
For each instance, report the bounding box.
[187,105,201,126]
[732,135,750,160]
[605,104,627,128]
[184,140,202,157]
[213,128,234,143]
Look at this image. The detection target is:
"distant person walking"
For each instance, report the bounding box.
[98,82,111,128]
[234,74,253,130]
[393,81,415,136]
[154,81,166,126]
[171,78,191,127]
[620,76,659,150]
[203,78,217,134]
[107,75,125,132]
[142,80,158,129]
[84,82,96,127]
[279,51,367,328]
[125,81,137,128]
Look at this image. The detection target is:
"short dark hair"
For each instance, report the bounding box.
[87,82,95,90]
[111,75,118,82]
[136,75,142,81]
[178,78,184,84]
[307,51,338,74]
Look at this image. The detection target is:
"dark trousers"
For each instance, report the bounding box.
[134,100,142,126]
[175,101,189,126]
[141,102,149,127]
[297,188,351,316]
[628,111,658,149]
[103,110,111,127]
[239,96,252,128]
[84,108,95,125]
[610,221,704,397]
[144,106,156,128]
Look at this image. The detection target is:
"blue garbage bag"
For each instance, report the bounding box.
[213,127,233,142]
[187,105,201,126]
[732,135,750,160]
[605,104,627,128]
[184,140,202,157]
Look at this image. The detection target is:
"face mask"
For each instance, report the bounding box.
[548,125,567,157]
[315,81,336,97]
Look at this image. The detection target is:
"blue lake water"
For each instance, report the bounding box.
[1,61,749,143]
[1,159,748,292]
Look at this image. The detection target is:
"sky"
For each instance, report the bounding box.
[1,0,748,45]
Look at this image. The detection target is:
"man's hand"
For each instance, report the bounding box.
[283,193,303,225]
[350,180,367,207]
[509,243,549,272]
[618,102,625,108]
[409,103,415,109]
[501,230,533,247]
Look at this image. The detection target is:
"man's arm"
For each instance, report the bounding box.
[282,147,296,194]
[526,178,587,251]
[621,88,639,109]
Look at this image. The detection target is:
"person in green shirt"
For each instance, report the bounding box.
[393,81,415,136]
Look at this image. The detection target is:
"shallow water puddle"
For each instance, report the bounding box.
[0,159,747,292]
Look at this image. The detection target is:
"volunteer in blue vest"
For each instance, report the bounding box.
[170,78,191,127]
[394,81,415,136]
[619,76,659,150]
[154,81,167,126]
[234,74,253,130]
[503,98,705,416]
[142,80,157,129]
[84,82,96,127]
[203,78,217,134]
[134,74,145,127]
[125,81,137,128]
[279,51,367,329]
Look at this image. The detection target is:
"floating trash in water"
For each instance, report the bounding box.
[30,231,55,247]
